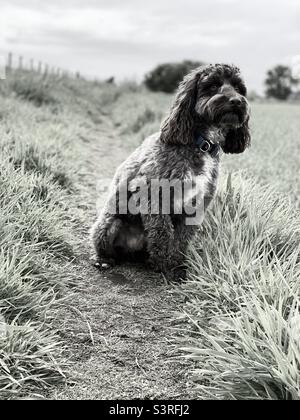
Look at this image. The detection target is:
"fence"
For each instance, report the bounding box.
[0,52,82,80]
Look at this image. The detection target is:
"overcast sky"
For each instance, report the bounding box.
[0,0,299,92]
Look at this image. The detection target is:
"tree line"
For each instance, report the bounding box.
[144,61,299,100]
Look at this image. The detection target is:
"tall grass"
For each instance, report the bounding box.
[177,175,300,400]
[0,71,90,399]
[0,151,77,398]
[223,103,300,208]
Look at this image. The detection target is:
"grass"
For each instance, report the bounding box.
[0,139,76,398]
[177,175,300,399]
[0,69,126,399]
[174,104,300,399]
[0,68,299,400]
[0,171,70,397]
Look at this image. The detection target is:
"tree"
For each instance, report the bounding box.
[144,60,204,93]
[265,65,298,100]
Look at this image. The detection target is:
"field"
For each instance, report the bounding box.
[0,70,299,400]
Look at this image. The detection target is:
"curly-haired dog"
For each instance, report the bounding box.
[91,64,251,280]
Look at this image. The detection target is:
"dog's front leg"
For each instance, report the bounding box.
[90,213,122,268]
[142,214,175,274]
[171,222,198,280]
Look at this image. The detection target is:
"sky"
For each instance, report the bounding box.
[0,0,299,92]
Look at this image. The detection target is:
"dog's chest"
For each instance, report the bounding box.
[183,153,219,208]
[193,153,219,190]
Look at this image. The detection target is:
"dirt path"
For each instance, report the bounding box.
[50,116,194,400]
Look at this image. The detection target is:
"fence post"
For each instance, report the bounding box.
[30,59,34,71]
[6,52,13,73]
[38,61,42,73]
[18,56,23,70]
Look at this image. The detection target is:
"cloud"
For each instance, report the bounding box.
[0,4,241,48]
[0,0,299,91]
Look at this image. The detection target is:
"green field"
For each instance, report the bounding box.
[0,70,299,399]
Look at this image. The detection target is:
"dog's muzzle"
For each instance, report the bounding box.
[219,100,248,127]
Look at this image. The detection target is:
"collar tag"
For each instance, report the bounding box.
[195,135,220,158]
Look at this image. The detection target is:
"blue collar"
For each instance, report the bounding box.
[195,135,220,158]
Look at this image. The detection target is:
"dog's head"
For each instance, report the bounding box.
[161,64,251,154]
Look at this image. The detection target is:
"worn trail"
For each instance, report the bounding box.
[51,117,193,400]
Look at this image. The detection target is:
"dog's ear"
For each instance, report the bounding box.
[160,69,200,145]
[222,116,251,154]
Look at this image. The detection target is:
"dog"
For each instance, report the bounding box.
[91,64,251,281]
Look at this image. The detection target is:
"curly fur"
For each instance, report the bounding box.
[91,64,251,281]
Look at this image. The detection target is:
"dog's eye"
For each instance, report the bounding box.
[234,84,246,96]
[210,84,220,92]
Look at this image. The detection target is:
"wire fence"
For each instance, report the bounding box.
[0,52,82,80]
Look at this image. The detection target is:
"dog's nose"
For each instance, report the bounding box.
[229,97,242,107]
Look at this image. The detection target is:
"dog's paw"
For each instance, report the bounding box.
[90,256,116,271]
